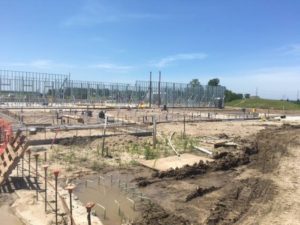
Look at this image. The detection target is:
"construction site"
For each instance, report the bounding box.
[1,70,300,225]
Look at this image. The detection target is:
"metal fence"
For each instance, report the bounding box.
[0,70,225,107]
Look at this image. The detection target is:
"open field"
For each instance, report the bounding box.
[1,104,300,225]
[226,98,300,110]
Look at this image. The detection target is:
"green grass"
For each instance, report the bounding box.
[226,98,300,110]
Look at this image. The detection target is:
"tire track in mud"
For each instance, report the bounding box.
[205,125,300,225]
[132,125,300,225]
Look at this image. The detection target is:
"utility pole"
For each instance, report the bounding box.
[149,72,152,108]
[158,71,161,107]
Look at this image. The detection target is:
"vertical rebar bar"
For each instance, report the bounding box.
[27,149,31,178]
[183,114,186,138]
[153,116,156,149]
[16,153,19,177]
[34,153,39,200]
[86,202,95,225]
[53,170,60,225]
[43,165,48,212]
[101,115,107,157]
[69,191,73,225]
[44,151,47,162]
[66,185,75,225]
[21,155,24,177]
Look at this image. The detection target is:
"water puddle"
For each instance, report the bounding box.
[74,171,144,225]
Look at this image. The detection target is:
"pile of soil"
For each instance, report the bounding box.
[211,152,250,171]
[132,202,191,225]
[185,186,219,202]
[251,126,296,173]
[154,160,210,180]
[136,149,254,186]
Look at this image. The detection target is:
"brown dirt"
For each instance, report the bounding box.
[185,186,219,202]
[135,150,252,185]
[132,202,191,225]
[131,125,300,225]
[205,178,275,225]
[4,107,300,225]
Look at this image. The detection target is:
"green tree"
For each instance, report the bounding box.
[208,78,220,86]
[244,93,250,99]
[189,79,200,87]
[225,90,243,102]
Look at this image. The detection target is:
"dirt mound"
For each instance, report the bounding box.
[205,178,275,225]
[132,202,191,225]
[154,151,250,180]
[185,186,219,202]
[211,152,249,171]
[252,126,300,173]
[154,160,210,180]
[212,151,230,159]
[134,177,158,187]
[136,151,251,187]
[242,145,258,155]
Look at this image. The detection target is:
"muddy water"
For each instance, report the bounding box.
[74,171,140,225]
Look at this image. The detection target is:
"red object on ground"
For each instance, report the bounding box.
[0,118,13,155]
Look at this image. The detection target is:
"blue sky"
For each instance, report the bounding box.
[1,0,300,99]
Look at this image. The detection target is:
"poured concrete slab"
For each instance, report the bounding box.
[138,153,214,171]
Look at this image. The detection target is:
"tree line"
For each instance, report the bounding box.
[189,78,251,102]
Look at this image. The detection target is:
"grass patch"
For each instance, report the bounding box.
[89,160,103,171]
[226,98,300,110]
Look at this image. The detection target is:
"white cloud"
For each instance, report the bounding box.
[90,63,133,72]
[153,53,207,68]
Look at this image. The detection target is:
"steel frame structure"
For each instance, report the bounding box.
[0,70,225,107]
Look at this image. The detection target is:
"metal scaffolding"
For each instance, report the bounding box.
[0,70,225,107]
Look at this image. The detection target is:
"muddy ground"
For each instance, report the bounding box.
[44,122,300,225]
[130,125,300,225]
[2,106,300,225]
